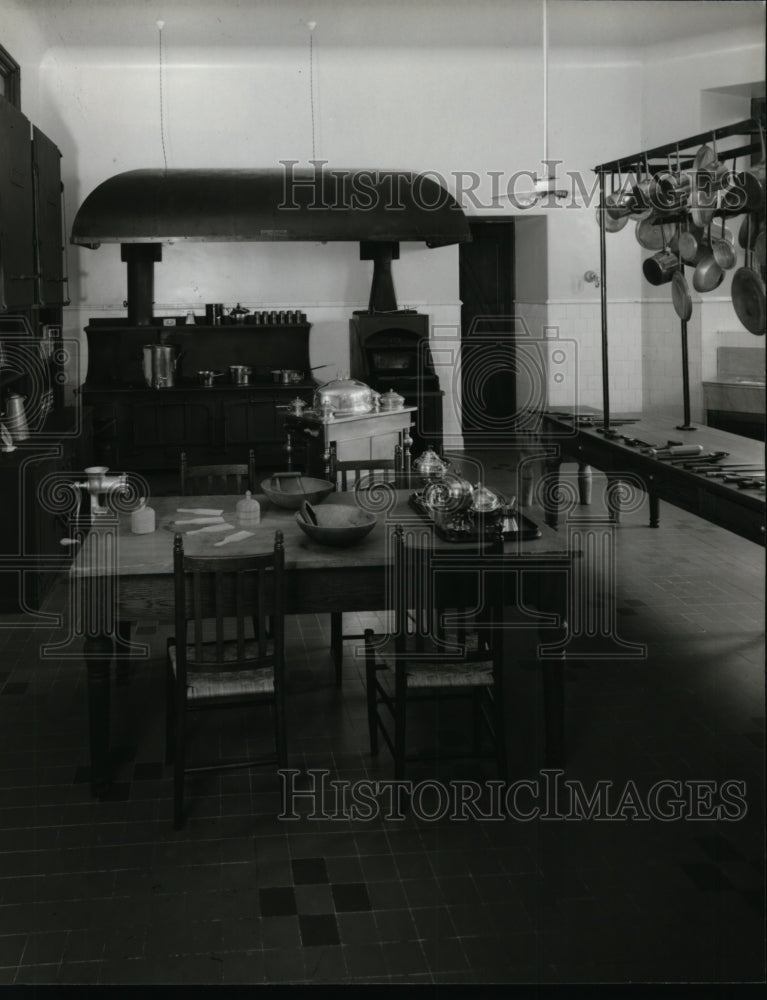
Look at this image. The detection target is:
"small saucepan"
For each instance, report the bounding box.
[229,365,252,386]
[197,370,223,387]
[271,369,304,385]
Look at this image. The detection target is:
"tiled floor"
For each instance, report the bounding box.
[0,454,764,984]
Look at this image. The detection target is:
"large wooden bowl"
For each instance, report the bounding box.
[260,474,335,509]
[295,504,377,546]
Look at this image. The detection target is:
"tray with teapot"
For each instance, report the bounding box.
[407,483,541,543]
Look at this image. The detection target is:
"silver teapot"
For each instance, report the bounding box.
[424,473,474,515]
[470,483,505,528]
[412,446,450,480]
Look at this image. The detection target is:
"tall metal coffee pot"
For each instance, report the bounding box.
[142,345,177,388]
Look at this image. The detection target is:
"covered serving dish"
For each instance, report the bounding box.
[379,388,405,411]
[412,446,450,480]
[313,374,376,416]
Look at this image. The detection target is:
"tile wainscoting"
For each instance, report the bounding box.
[515,300,643,414]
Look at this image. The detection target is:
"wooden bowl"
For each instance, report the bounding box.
[260,475,335,509]
[295,504,377,546]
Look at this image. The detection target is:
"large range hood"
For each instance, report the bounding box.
[71,167,470,247]
[71,167,470,322]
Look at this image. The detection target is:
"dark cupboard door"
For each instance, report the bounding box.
[130,399,218,467]
[0,100,35,309]
[32,126,65,306]
[223,398,276,446]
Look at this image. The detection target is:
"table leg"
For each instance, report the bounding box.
[542,655,565,768]
[606,474,622,524]
[577,463,592,505]
[115,620,134,686]
[543,454,563,529]
[85,634,114,797]
[649,490,660,528]
[330,612,343,686]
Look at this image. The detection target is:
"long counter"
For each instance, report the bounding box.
[539,411,765,546]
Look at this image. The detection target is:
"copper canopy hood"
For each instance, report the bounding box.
[71,167,470,322]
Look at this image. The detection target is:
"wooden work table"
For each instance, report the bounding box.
[539,411,765,546]
[67,491,576,795]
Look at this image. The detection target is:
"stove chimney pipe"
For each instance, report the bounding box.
[360,241,399,313]
[121,244,163,325]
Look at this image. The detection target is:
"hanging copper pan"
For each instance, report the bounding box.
[596,204,629,233]
[690,136,727,227]
[635,215,676,250]
[755,228,766,271]
[672,269,693,322]
[732,264,766,335]
[732,227,766,335]
[712,218,737,270]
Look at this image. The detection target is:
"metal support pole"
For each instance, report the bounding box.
[598,171,614,436]
[677,312,696,431]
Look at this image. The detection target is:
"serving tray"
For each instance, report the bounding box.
[408,492,541,543]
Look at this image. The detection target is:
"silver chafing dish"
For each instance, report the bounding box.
[313,373,376,416]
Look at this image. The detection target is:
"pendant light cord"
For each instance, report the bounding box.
[309,24,317,161]
[158,21,168,173]
[542,0,548,174]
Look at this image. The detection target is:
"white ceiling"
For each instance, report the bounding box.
[8,0,767,50]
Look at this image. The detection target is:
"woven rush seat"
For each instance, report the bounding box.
[168,642,275,701]
[372,631,492,689]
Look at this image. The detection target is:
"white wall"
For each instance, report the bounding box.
[3,0,764,430]
[637,26,764,421]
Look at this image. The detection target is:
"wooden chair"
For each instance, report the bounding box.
[165,530,286,828]
[179,449,256,496]
[328,440,411,686]
[364,522,507,781]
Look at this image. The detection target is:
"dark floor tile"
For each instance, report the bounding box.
[221,950,266,984]
[373,908,418,943]
[336,910,379,945]
[410,906,457,941]
[291,856,328,886]
[294,883,334,915]
[133,761,165,781]
[402,877,444,908]
[18,930,68,966]
[331,881,371,913]
[325,855,364,884]
[680,863,736,892]
[258,885,297,917]
[342,942,388,978]
[57,960,103,984]
[302,944,347,982]
[261,915,301,950]
[299,913,340,947]
[2,682,29,695]
[367,880,409,911]
[12,963,59,984]
[0,935,27,966]
[262,947,306,983]
[382,940,430,976]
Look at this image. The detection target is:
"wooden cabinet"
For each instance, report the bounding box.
[83,386,314,472]
[81,320,316,472]
[286,408,416,478]
[0,100,35,309]
[1,105,74,611]
[0,409,90,612]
